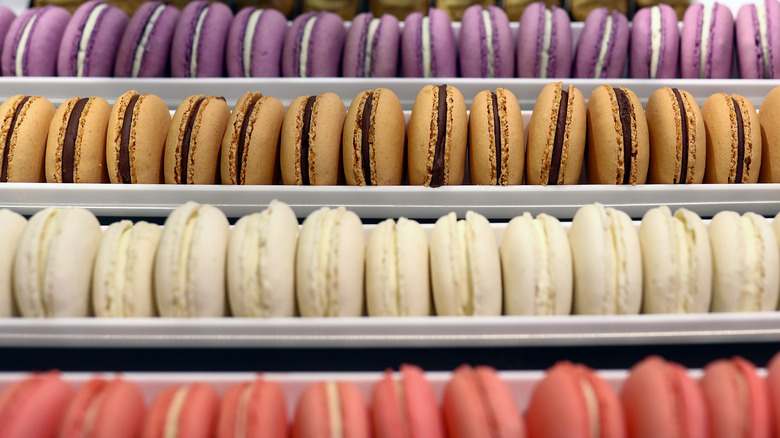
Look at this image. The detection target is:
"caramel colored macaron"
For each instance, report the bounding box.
[107,90,171,184]
[221,91,285,185]
[702,93,761,184]
[758,86,780,182]
[280,92,346,185]
[164,95,230,184]
[469,88,524,185]
[586,85,650,184]
[0,95,55,182]
[408,84,468,186]
[343,88,405,186]
[46,96,111,183]
[646,87,706,184]
[526,82,587,185]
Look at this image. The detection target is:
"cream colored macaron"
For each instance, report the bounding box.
[0,210,26,316]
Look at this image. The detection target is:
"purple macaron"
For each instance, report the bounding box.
[2,6,70,76]
[573,7,629,78]
[401,7,456,77]
[736,0,780,79]
[0,7,16,59]
[680,2,734,79]
[282,11,346,77]
[170,0,233,78]
[226,7,287,77]
[630,4,679,78]
[342,12,400,77]
[57,1,128,77]
[114,1,180,77]
[517,2,572,78]
[458,5,513,77]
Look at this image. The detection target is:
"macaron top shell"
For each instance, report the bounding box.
[343,12,400,77]
[58,0,128,77]
[114,1,180,77]
[459,5,514,77]
[2,5,71,76]
[226,7,287,77]
[574,8,629,78]
[680,3,734,78]
[170,1,233,77]
[282,11,346,77]
[630,4,680,78]
[401,8,457,77]
[517,2,572,78]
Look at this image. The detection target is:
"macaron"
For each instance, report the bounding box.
[526,361,626,438]
[227,200,299,318]
[639,207,712,313]
[401,8,457,77]
[702,93,762,184]
[107,90,171,184]
[430,211,501,316]
[630,4,680,79]
[13,207,101,317]
[468,88,524,185]
[57,1,128,77]
[569,203,642,315]
[114,1,180,77]
[766,351,780,433]
[573,8,629,78]
[293,381,371,438]
[296,206,365,317]
[501,212,572,315]
[164,94,230,185]
[0,7,16,58]
[217,377,288,438]
[459,5,514,78]
[526,82,587,185]
[0,372,73,438]
[372,364,444,438]
[155,202,230,317]
[280,92,346,185]
[700,357,771,438]
[366,217,431,317]
[587,85,650,185]
[442,365,524,438]
[407,84,467,186]
[709,211,779,312]
[0,95,55,183]
[2,6,70,76]
[282,11,345,77]
[58,377,145,438]
[45,96,111,183]
[342,88,405,185]
[142,383,220,438]
[621,356,708,438]
[737,0,780,79]
[646,87,706,184]
[759,85,780,182]
[92,220,162,317]
[680,3,734,79]
[226,7,287,77]
[0,210,26,317]
[221,91,285,185]
[170,1,233,77]
[516,2,572,78]
[342,12,400,77]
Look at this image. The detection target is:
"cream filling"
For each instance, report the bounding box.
[325,382,343,438]
[189,6,209,77]
[482,10,495,78]
[299,15,317,77]
[758,3,771,77]
[242,9,263,77]
[164,386,190,438]
[579,377,601,438]
[37,211,58,317]
[242,211,271,316]
[15,14,36,76]
[606,209,629,314]
[132,3,166,77]
[699,5,713,78]
[76,3,108,76]
[594,14,613,78]
[363,18,380,77]
[81,386,107,437]
[533,218,554,315]
[234,383,254,438]
[650,6,662,78]
[176,210,199,316]
[539,9,553,78]
[315,208,341,316]
[456,219,473,315]
[673,219,692,311]
[421,16,432,78]
[740,215,764,311]
[385,220,401,315]
[108,223,133,317]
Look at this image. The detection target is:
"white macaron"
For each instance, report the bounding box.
[0,210,27,316]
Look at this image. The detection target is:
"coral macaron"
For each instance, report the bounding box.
[226,7,287,77]
[170,1,233,77]
[459,5,514,78]
[372,364,444,438]
[217,377,288,438]
[142,383,220,438]
[58,378,145,438]
[293,381,371,438]
[2,6,70,76]
[114,1,180,77]
[57,1,128,77]
[0,372,73,438]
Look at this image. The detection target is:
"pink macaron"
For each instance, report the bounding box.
[58,377,145,438]
[216,377,288,438]
[736,0,780,78]
[57,1,128,77]
[0,371,73,438]
[765,351,780,434]
[2,6,70,76]
[680,3,734,78]
[142,383,220,438]
[170,1,233,77]
[372,364,445,438]
[293,381,371,438]
[114,1,180,77]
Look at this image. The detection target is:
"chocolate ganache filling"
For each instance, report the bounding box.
[613,88,633,184]
[236,98,258,184]
[62,98,89,183]
[430,84,448,187]
[1,96,29,182]
[548,88,568,185]
[179,97,206,184]
[360,92,374,185]
[672,88,689,184]
[491,92,502,185]
[119,94,139,184]
[300,96,317,185]
[732,97,745,183]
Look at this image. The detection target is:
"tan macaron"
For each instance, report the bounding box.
[468,88,524,185]
[342,88,405,186]
[702,93,761,184]
[221,92,285,185]
[586,85,650,185]
[758,86,780,182]
[0,95,55,182]
[526,82,587,185]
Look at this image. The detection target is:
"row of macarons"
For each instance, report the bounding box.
[1,199,779,319]
[0,0,773,80]
[7,353,780,438]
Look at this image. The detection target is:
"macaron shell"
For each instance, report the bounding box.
[0,372,73,438]
[226,7,287,77]
[0,95,55,182]
[342,13,371,77]
[574,8,629,78]
[759,85,780,182]
[400,9,457,77]
[282,12,345,77]
[114,2,180,77]
[766,352,780,434]
[174,384,220,438]
[468,88,524,185]
[365,14,401,77]
[217,379,288,438]
[702,93,762,183]
[0,210,26,317]
[517,4,573,78]
[2,6,70,76]
[57,1,128,77]
[170,1,232,77]
[459,5,514,78]
[701,358,771,438]
[0,7,16,56]
[60,378,145,438]
[680,4,734,78]
[630,5,679,78]
[293,381,370,438]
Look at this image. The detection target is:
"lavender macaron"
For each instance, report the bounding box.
[517,2,572,78]
[170,0,233,77]
[57,1,128,77]
[680,3,734,79]
[0,7,16,58]
[342,12,400,77]
[630,4,679,78]
[736,0,780,79]
[573,7,629,78]
[401,7,457,77]
[226,7,287,77]
[2,6,70,76]
[282,11,346,77]
[459,5,513,77]
[114,1,180,77]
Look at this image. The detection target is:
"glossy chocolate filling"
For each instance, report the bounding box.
[613,88,633,184]
[119,94,139,184]
[360,92,374,186]
[548,88,568,185]
[672,88,689,184]
[491,92,502,185]
[62,98,89,183]
[430,84,448,187]
[300,96,316,185]
[1,96,29,182]
[236,98,258,184]
[179,97,206,184]
[733,97,745,183]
